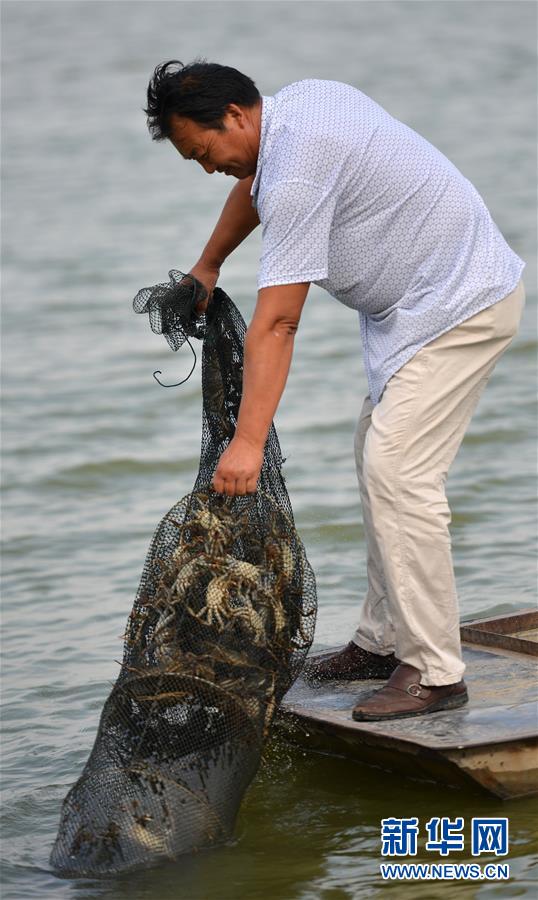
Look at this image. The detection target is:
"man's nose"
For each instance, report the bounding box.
[200,161,216,174]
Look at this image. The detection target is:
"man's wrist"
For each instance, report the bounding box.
[233,427,266,453]
[198,250,223,271]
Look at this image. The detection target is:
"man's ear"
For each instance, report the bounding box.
[225,103,245,126]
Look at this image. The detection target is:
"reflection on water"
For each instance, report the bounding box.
[1,1,536,898]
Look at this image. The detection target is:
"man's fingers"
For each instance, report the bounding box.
[235,477,247,496]
[211,477,257,497]
[222,480,236,497]
[211,473,223,494]
[185,263,220,315]
[211,477,255,497]
[180,272,211,316]
[211,437,263,497]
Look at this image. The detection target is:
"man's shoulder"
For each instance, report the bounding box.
[261,80,369,182]
[255,78,387,201]
[274,78,361,103]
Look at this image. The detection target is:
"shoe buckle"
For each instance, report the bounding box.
[406,683,423,697]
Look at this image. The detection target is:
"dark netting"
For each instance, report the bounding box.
[50,272,317,876]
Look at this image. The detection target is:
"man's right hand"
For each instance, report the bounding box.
[187,261,221,314]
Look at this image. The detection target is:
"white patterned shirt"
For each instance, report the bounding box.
[250,79,524,403]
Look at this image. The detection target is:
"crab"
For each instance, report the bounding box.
[187,560,268,643]
[170,497,239,564]
[265,537,295,584]
[123,605,152,649]
[132,491,314,689]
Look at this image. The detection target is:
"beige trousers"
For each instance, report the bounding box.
[353,280,525,685]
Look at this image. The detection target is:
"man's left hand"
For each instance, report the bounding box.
[212,434,264,496]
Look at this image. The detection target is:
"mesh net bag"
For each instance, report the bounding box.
[50,272,317,876]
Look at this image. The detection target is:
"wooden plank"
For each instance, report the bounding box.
[461,608,538,634]
[460,609,538,655]
[443,740,538,799]
[282,644,537,750]
[277,626,538,797]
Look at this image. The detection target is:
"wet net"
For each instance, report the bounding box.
[50,272,317,876]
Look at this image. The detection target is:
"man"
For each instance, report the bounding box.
[144,60,525,721]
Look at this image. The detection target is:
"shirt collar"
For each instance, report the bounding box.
[250,95,275,204]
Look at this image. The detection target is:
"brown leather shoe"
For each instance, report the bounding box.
[303,641,399,682]
[352,663,468,721]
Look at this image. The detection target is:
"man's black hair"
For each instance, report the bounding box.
[145,59,261,140]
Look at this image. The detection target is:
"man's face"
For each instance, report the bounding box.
[169,103,260,180]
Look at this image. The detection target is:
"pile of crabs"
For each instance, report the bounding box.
[124,490,312,737]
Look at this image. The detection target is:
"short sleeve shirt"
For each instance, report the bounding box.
[250,80,525,403]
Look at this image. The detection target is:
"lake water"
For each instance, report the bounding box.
[1,2,537,898]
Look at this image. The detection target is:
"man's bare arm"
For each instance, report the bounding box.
[200,175,260,268]
[213,281,311,495]
[190,175,260,305]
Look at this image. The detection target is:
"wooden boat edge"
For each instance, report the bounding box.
[276,706,538,799]
[276,609,538,798]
